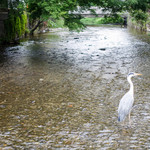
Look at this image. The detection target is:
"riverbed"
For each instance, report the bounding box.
[0,26,150,149]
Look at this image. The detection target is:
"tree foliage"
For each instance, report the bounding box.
[25,0,126,32]
[3,0,150,35]
[24,0,150,33]
[4,11,27,42]
[25,0,84,32]
[1,1,27,43]
[125,0,150,12]
[125,0,150,30]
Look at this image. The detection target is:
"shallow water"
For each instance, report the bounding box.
[0,26,150,149]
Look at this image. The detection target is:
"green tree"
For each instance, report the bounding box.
[5,0,150,35]
[26,0,84,34]
[125,0,150,30]
[2,0,27,43]
[125,0,150,12]
[25,0,126,34]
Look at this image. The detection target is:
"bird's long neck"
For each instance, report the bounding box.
[127,76,134,96]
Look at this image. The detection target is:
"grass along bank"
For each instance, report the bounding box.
[81,16,124,26]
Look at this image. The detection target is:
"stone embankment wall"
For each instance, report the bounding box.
[0,11,8,37]
[128,13,150,32]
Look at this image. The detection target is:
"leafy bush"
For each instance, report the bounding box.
[3,11,27,42]
[129,10,148,30]
[130,10,148,23]
[81,15,123,25]
[47,19,64,28]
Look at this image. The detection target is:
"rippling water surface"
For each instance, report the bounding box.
[0,26,150,149]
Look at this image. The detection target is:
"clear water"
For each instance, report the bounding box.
[0,26,150,149]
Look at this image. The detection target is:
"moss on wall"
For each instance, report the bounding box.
[21,13,27,35]
[2,11,27,43]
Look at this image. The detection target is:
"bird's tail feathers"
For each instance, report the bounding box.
[118,114,125,122]
[118,116,121,122]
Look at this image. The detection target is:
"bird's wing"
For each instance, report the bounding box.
[118,91,134,115]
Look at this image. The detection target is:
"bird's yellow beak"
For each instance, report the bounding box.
[135,73,142,76]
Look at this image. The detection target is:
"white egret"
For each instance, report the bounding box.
[118,72,142,123]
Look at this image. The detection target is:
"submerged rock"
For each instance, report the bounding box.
[99,48,106,51]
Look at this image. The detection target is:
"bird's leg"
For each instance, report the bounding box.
[128,112,131,126]
[123,119,125,126]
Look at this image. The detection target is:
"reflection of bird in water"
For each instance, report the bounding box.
[118,72,142,124]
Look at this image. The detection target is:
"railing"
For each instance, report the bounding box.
[73,13,112,18]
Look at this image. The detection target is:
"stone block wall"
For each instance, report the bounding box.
[0,11,8,37]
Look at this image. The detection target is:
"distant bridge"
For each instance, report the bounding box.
[73,13,112,18]
[71,7,128,18]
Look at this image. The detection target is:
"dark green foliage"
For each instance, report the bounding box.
[20,13,28,34]
[2,0,150,39]
[126,0,150,30]
[47,19,64,28]
[4,15,15,42]
[0,0,28,43]
[4,11,27,42]
[0,0,8,9]
[131,10,148,21]
[15,16,21,37]
[126,0,150,12]
[102,15,123,24]
[25,0,125,32]
[64,15,85,31]
[24,0,150,33]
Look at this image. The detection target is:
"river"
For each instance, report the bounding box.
[0,26,150,149]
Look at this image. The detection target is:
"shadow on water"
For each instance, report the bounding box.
[0,27,150,149]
